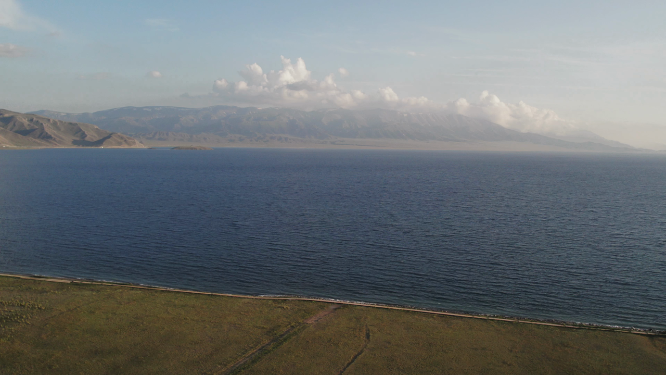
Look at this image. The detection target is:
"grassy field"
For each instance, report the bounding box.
[1,275,664,374]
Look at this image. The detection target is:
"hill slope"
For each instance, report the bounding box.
[0,110,145,148]
[32,106,635,152]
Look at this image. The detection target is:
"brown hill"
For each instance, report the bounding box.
[0,109,144,148]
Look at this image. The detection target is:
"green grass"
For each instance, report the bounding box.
[1,275,665,374]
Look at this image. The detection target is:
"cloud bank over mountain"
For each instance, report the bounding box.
[211,56,579,137]
[449,91,577,136]
[211,56,431,111]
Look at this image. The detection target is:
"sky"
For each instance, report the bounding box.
[1,0,666,148]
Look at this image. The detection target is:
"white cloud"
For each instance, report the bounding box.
[211,56,433,110]
[338,67,349,77]
[0,0,24,29]
[0,43,27,57]
[351,90,366,100]
[402,96,430,107]
[147,71,163,79]
[447,91,577,136]
[407,51,417,57]
[145,18,179,32]
[0,0,56,32]
[378,87,399,102]
[213,78,229,91]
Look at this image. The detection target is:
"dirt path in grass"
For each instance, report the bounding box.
[305,304,341,324]
[217,304,341,375]
[337,325,371,375]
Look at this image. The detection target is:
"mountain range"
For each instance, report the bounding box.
[0,110,144,148]
[28,106,636,152]
[32,105,634,151]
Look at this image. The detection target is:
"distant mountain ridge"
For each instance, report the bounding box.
[0,109,144,148]
[539,129,632,149]
[31,106,636,152]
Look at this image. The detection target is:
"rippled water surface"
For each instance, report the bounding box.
[0,148,665,329]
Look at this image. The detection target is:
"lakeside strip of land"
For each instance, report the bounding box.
[1,273,662,336]
[2,273,665,374]
[3,138,660,152]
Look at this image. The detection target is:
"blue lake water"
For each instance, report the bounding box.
[0,148,664,330]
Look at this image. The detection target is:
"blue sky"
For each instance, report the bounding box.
[2,0,666,147]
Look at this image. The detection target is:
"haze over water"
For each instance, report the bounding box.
[0,148,664,330]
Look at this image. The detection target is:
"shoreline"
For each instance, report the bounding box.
[1,138,658,153]
[2,272,663,336]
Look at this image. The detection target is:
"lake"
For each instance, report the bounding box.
[0,148,664,330]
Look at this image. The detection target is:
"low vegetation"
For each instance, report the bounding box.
[1,275,664,374]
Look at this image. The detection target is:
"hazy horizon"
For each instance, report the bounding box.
[2,0,666,149]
